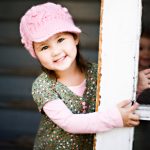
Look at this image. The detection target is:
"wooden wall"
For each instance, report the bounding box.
[0,0,99,149]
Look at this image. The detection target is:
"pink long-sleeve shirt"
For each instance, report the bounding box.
[43,80,123,134]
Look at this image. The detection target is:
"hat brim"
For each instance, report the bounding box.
[31,25,81,42]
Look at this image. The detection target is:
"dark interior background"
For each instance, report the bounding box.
[0,0,150,150]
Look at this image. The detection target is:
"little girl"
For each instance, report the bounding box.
[19,2,140,150]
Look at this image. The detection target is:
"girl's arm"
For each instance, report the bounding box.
[43,99,123,134]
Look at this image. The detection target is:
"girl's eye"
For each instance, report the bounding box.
[41,46,48,51]
[57,38,64,43]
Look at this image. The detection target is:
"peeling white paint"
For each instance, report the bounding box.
[96,0,142,149]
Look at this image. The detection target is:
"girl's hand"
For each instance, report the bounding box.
[137,69,150,95]
[117,100,140,127]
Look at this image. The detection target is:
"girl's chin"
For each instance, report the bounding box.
[54,63,72,71]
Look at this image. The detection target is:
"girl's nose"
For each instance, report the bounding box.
[51,46,61,57]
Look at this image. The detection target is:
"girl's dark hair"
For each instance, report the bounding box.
[141,26,150,38]
[41,43,89,78]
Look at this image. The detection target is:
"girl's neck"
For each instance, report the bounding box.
[56,62,85,86]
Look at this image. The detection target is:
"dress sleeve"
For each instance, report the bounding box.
[43,99,123,134]
[32,73,59,111]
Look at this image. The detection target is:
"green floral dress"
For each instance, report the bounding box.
[32,63,97,150]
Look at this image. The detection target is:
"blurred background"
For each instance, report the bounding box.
[133,1,150,150]
[0,0,99,149]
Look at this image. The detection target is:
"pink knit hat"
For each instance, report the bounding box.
[20,2,81,58]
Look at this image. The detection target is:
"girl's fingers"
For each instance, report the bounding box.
[128,120,140,127]
[117,100,131,108]
[143,68,150,75]
[129,113,140,121]
[126,112,140,127]
[146,73,150,78]
[128,102,139,113]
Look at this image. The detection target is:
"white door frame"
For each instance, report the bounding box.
[95,0,142,149]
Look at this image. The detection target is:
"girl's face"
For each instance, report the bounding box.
[139,36,150,70]
[33,32,79,73]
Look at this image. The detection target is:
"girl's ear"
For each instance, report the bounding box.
[73,33,80,45]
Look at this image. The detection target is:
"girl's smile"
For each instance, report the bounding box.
[53,54,67,63]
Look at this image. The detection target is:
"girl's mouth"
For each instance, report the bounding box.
[54,55,67,63]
